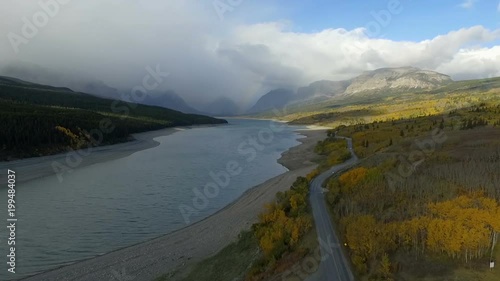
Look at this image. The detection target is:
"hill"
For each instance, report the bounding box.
[243,67,500,125]
[141,90,205,115]
[246,67,456,115]
[322,104,500,281]
[205,96,240,116]
[297,80,350,100]
[286,76,500,127]
[343,66,452,96]
[247,88,295,114]
[0,76,227,160]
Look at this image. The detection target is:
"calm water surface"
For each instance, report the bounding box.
[0,119,305,279]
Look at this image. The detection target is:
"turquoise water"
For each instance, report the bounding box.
[0,119,305,279]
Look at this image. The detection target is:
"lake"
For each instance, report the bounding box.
[0,119,305,280]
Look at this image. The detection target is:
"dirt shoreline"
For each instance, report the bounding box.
[21,128,327,281]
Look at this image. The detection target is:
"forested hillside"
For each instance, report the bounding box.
[0,76,226,160]
[282,77,500,126]
[324,104,500,280]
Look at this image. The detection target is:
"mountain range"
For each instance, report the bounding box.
[0,64,472,116]
[0,63,241,116]
[248,67,454,115]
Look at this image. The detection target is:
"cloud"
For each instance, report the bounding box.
[498,1,500,12]
[436,46,500,80]
[460,0,478,9]
[0,1,499,109]
[220,24,500,83]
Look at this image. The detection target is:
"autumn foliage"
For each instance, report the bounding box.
[322,111,500,279]
[339,167,368,190]
[328,164,499,279]
[249,177,312,278]
[314,137,351,169]
[306,169,320,181]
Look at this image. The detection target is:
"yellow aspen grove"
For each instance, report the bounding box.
[251,177,313,275]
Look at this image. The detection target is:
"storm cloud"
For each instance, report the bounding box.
[1,0,499,109]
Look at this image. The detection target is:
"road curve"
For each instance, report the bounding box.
[307,137,358,281]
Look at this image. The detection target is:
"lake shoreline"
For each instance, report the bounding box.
[0,124,223,184]
[21,126,327,281]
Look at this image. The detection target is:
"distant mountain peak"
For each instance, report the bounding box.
[248,88,295,114]
[297,80,350,100]
[246,66,455,115]
[141,90,205,115]
[344,67,452,95]
[205,96,240,116]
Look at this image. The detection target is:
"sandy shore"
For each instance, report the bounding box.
[21,128,327,281]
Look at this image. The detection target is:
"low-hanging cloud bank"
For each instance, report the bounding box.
[1,0,499,108]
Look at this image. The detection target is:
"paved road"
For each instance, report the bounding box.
[308,137,358,281]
